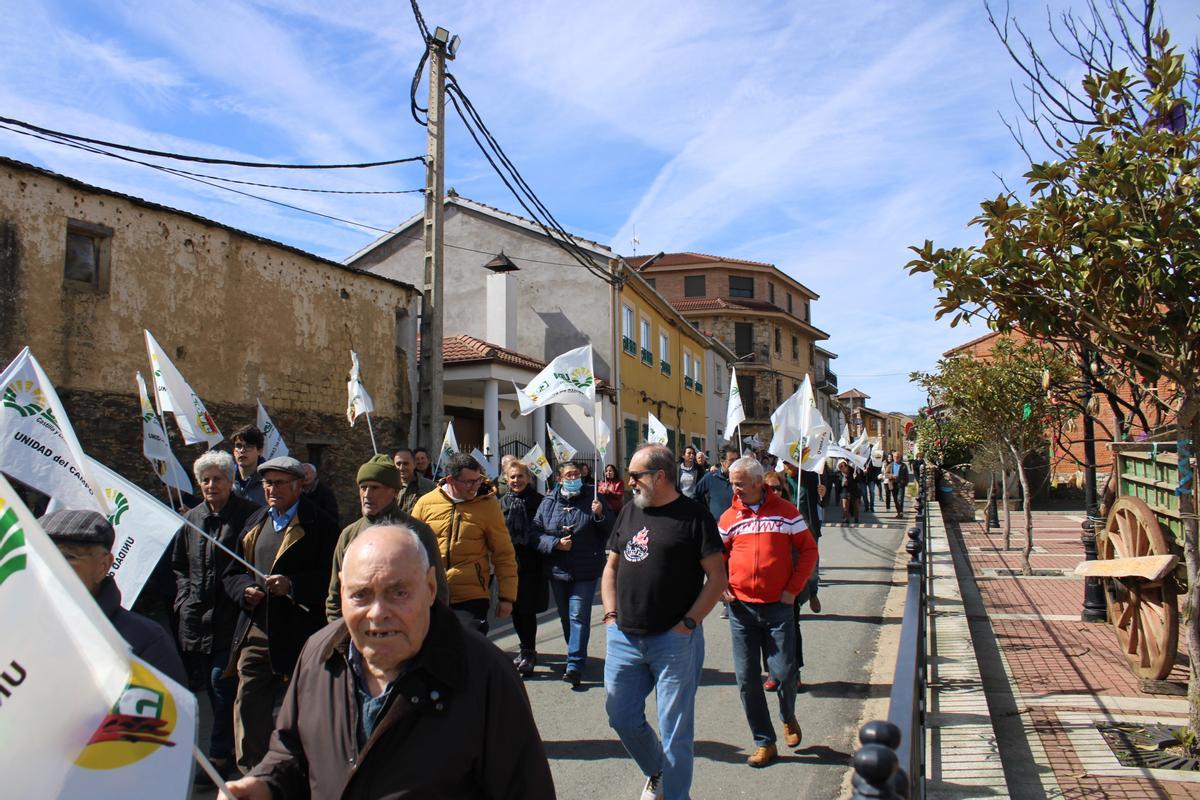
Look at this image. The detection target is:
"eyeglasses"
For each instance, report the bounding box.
[233,442,256,451]
[627,469,657,482]
[263,478,298,489]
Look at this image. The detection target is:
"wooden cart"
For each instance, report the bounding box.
[1078,442,1185,680]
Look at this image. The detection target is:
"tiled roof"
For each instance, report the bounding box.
[442,335,546,371]
[670,297,781,313]
[942,330,1003,357]
[667,297,830,340]
[837,388,871,399]
[627,252,774,269]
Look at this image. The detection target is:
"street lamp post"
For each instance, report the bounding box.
[1079,350,1108,623]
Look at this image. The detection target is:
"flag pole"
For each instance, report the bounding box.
[194,745,234,797]
[737,424,742,456]
[174,513,311,613]
[593,414,600,482]
[364,411,379,455]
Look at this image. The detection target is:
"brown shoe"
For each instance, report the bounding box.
[809,595,821,613]
[783,719,803,748]
[747,744,778,768]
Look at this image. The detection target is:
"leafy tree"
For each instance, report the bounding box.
[908,9,1200,732]
[915,340,1076,573]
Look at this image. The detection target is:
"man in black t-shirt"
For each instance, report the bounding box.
[601,444,727,800]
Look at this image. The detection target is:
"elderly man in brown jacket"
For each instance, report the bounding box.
[221,523,555,800]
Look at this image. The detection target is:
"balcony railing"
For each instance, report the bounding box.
[640,347,653,366]
[684,376,694,390]
[695,381,703,394]
[817,365,839,394]
[622,335,637,356]
[661,360,671,376]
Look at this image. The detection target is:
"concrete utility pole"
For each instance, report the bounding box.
[418,27,456,450]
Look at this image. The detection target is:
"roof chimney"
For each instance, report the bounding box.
[484,252,519,349]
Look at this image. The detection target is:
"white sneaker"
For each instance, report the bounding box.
[640,773,664,800]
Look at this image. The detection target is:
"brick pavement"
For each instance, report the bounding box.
[949,509,1197,797]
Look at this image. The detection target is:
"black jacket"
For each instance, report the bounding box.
[223,496,339,677]
[172,493,261,655]
[250,604,556,800]
[96,576,187,685]
[305,479,342,531]
[532,487,614,582]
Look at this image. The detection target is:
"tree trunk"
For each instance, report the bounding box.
[985,471,996,531]
[1014,448,1034,576]
[1180,411,1200,741]
[1002,468,1012,550]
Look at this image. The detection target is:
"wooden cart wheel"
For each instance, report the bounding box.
[1097,496,1179,680]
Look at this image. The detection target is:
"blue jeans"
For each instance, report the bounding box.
[728,600,797,747]
[605,624,704,800]
[550,578,597,672]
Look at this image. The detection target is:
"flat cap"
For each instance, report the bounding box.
[40,509,116,550]
[258,456,305,479]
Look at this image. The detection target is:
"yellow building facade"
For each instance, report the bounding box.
[613,266,711,465]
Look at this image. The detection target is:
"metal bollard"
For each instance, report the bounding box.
[906,525,923,568]
[851,721,905,799]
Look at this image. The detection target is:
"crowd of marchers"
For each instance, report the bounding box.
[35,423,913,800]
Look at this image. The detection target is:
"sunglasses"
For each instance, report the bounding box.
[627,469,658,481]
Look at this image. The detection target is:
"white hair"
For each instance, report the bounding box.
[728,456,764,482]
[194,449,235,482]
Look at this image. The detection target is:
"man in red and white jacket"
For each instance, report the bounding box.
[718,456,818,768]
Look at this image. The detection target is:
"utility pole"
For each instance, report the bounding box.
[1079,348,1108,622]
[418,27,456,450]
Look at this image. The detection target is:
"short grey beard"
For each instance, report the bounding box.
[632,490,652,510]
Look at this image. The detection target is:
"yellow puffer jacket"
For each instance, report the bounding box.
[412,483,519,605]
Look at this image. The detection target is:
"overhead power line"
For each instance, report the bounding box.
[0,119,612,270]
[0,114,424,170]
[445,76,618,286]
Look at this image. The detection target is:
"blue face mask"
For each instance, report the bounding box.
[561,478,583,494]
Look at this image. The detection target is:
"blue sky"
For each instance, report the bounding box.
[2,0,1196,414]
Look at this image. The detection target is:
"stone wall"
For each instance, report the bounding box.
[61,388,397,521]
[0,158,422,518]
[0,158,419,420]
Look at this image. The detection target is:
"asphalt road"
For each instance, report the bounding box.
[193,505,907,800]
[499,506,907,800]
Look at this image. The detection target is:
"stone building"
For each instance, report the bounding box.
[0,157,420,514]
[632,252,831,442]
[345,192,618,460]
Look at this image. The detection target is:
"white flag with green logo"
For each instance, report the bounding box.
[545,425,577,464]
[0,475,197,797]
[87,456,183,609]
[256,400,289,460]
[516,344,595,416]
[769,376,832,472]
[346,351,375,427]
[145,330,222,446]
[136,373,172,462]
[151,453,193,496]
[595,418,611,464]
[725,366,746,434]
[0,347,105,512]
[520,443,553,482]
[436,421,459,474]
[646,413,669,446]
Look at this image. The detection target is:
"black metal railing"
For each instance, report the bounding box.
[850,465,929,799]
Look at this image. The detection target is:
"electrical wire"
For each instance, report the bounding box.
[445,77,617,286]
[408,0,431,42]
[446,76,612,282]
[0,114,424,170]
[1,119,616,270]
[0,123,422,195]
